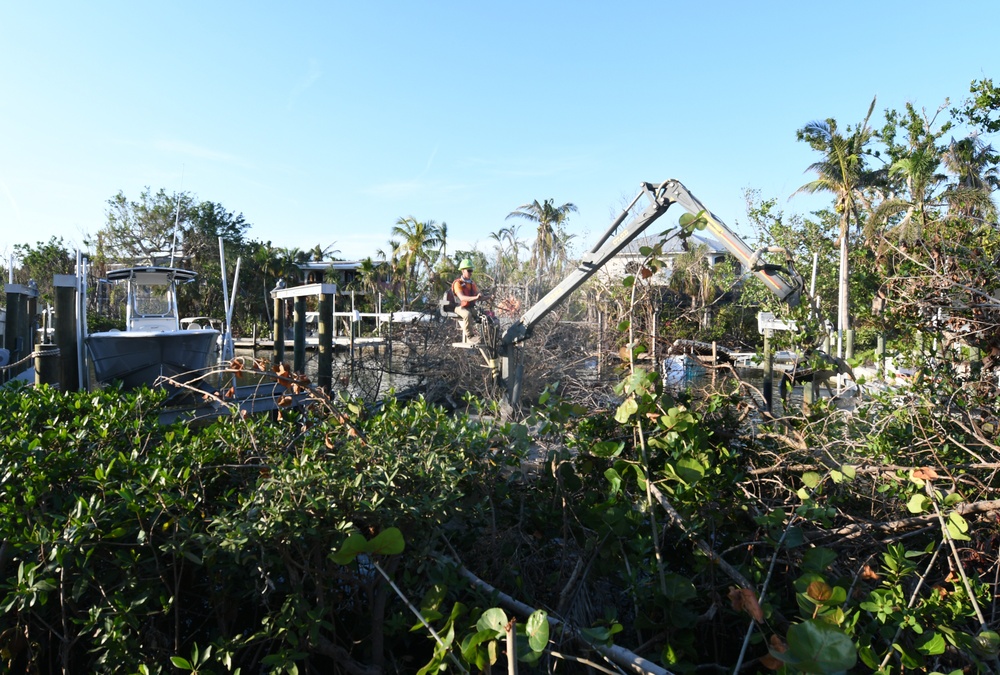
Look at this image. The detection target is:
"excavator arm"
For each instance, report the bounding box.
[500,179,803,349]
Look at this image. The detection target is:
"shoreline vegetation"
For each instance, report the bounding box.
[2,77,1000,673]
[2,339,1000,673]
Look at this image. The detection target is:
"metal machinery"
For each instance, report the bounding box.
[479,179,806,408]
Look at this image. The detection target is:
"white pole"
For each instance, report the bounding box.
[837,237,846,360]
[227,257,241,327]
[222,257,241,361]
[810,252,818,297]
[218,237,230,320]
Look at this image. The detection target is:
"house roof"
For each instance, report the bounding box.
[294,260,383,271]
[617,231,727,257]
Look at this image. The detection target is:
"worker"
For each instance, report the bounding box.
[452,258,482,344]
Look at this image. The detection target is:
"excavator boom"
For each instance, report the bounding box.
[500,180,802,348]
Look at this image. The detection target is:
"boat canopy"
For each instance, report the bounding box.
[105,267,198,284]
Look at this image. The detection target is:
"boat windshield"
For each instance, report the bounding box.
[132,281,173,317]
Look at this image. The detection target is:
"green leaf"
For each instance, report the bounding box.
[614,398,638,424]
[477,608,508,637]
[840,464,856,480]
[662,573,697,602]
[526,610,549,652]
[802,547,837,573]
[674,457,705,485]
[973,630,1000,657]
[943,492,964,507]
[368,528,405,556]
[906,493,930,514]
[591,441,624,458]
[604,468,622,497]
[170,656,192,670]
[947,511,971,541]
[332,533,369,565]
[801,472,822,489]
[916,630,946,655]
[774,619,857,671]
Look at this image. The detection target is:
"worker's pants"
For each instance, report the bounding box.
[455,304,479,339]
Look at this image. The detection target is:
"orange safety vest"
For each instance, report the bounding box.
[452,277,478,308]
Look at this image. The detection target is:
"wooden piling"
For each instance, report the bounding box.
[293,296,306,373]
[762,330,773,413]
[349,291,356,381]
[272,293,285,366]
[4,282,38,378]
[318,291,333,392]
[54,275,79,391]
[34,343,59,387]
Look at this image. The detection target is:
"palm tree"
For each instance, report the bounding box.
[869,142,946,242]
[488,224,527,282]
[376,239,405,306]
[309,242,341,262]
[794,96,878,358]
[942,136,1000,221]
[506,199,577,280]
[388,217,443,308]
[437,222,449,261]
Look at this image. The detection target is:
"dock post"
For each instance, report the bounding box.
[34,343,59,387]
[349,291,356,381]
[272,285,285,366]
[26,281,38,346]
[762,329,773,413]
[802,374,818,412]
[318,290,333,392]
[4,281,38,379]
[293,296,306,373]
[876,333,885,376]
[386,312,393,387]
[54,274,79,391]
[711,341,718,384]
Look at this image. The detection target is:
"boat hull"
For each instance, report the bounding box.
[86,329,220,391]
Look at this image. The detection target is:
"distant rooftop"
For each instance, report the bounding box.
[617,231,727,256]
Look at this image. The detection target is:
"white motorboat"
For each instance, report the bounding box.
[86,267,219,392]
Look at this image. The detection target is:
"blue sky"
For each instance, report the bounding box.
[1,1,997,264]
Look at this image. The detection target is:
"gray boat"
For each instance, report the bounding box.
[86,267,219,392]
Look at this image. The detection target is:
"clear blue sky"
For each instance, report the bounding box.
[1,1,997,264]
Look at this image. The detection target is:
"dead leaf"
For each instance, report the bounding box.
[277,395,293,407]
[912,467,940,481]
[806,581,832,602]
[728,587,764,623]
[760,634,787,670]
[274,363,294,390]
[860,564,880,581]
[760,653,783,670]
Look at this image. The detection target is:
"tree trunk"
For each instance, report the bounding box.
[837,216,849,359]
